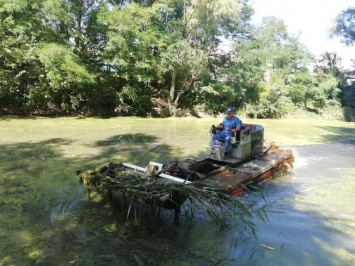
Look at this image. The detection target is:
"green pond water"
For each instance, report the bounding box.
[0,117,354,265]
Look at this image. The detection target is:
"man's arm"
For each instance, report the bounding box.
[230,118,241,133]
[216,117,226,129]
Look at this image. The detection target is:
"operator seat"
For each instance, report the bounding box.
[210,126,240,159]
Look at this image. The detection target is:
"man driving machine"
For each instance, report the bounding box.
[212,107,242,156]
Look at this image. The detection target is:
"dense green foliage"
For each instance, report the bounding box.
[0,0,353,119]
[332,7,355,121]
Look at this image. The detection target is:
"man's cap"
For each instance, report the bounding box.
[226,107,234,114]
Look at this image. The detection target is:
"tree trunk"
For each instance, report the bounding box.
[168,66,177,116]
[173,91,181,117]
[75,13,82,49]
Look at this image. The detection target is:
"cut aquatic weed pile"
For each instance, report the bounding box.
[76,162,270,238]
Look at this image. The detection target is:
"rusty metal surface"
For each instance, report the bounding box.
[207,171,252,193]
[163,147,293,195]
[231,159,274,177]
[202,149,293,193]
[259,151,293,165]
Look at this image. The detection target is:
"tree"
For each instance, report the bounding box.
[0,0,349,118]
[97,2,166,115]
[332,7,355,46]
[240,17,315,118]
[0,0,95,114]
[181,0,257,114]
[99,0,246,116]
[330,7,355,121]
[161,39,206,116]
[0,0,49,112]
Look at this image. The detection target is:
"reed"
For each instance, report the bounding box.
[76,162,270,237]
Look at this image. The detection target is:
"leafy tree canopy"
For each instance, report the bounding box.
[332,7,355,46]
[0,0,352,120]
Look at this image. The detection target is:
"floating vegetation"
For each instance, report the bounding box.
[268,143,295,176]
[76,162,270,237]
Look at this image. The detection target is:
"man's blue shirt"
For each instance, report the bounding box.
[221,116,242,133]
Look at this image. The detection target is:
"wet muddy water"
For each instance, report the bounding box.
[0,117,354,265]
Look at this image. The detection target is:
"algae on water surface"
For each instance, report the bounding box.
[0,117,354,265]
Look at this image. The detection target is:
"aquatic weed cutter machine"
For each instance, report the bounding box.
[76,123,293,222]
